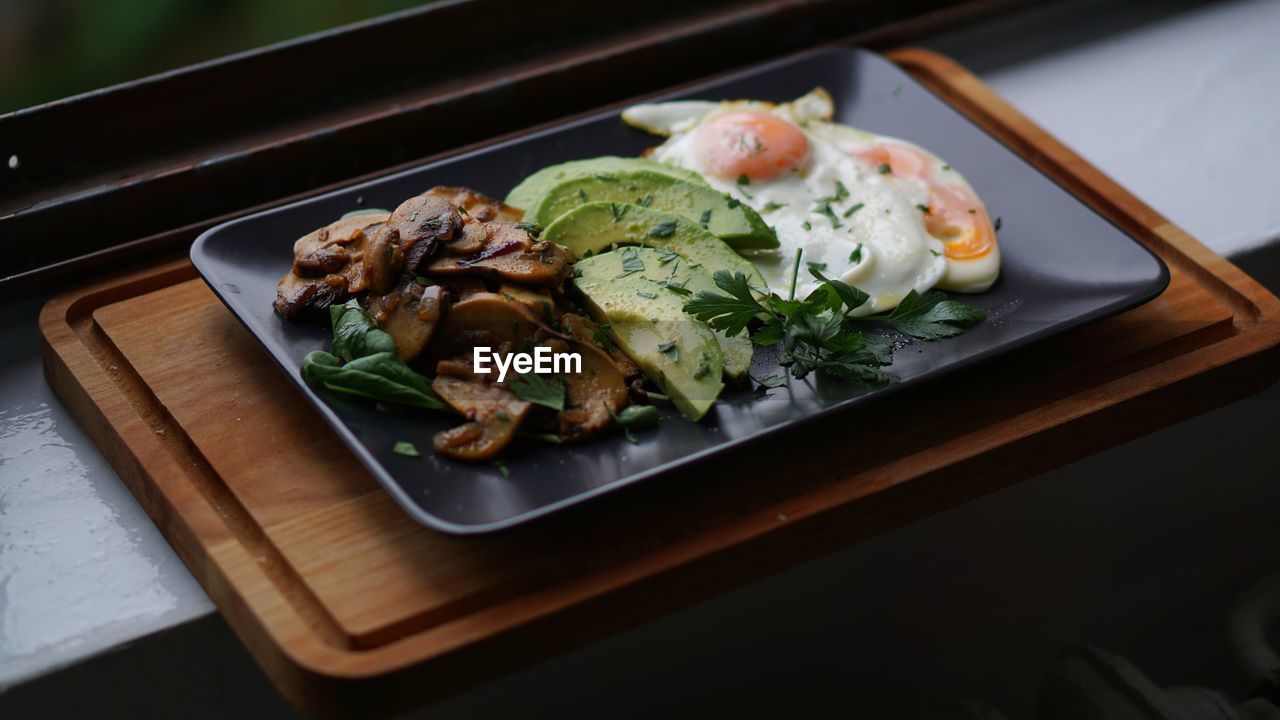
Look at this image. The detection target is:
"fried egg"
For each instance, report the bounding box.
[622,89,1000,313]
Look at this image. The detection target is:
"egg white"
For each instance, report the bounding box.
[623,89,999,310]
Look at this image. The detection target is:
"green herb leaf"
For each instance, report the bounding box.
[658,340,679,362]
[649,220,678,238]
[302,350,446,410]
[762,202,785,213]
[330,300,397,362]
[683,271,767,338]
[736,174,750,186]
[492,459,510,478]
[615,404,661,431]
[592,323,617,353]
[872,290,986,340]
[878,163,891,174]
[509,372,566,410]
[699,209,712,227]
[393,441,420,458]
[609,202,627,222]
[616,246,645,278]
[849,244,863,263]
[514,221,543,237]
[843,202,865,218]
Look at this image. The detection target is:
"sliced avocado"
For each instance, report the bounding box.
[543,203,768,294]
[618,247,752,379]
[573,251,724,421]
[505,156,707,212]
[527,170,778,250]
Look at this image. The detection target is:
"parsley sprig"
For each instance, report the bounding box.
[684,267,985,382]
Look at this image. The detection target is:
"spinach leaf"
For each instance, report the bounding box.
[330,300,396,361]
[302,351,445,410]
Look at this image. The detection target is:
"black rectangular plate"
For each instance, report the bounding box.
[191,47,1168,534]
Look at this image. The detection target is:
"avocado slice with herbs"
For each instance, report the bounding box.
[528,170,779,250]
[544,203,768,294]
[573,250,725,421]
[505,156,707,212]
[612,247,753,379]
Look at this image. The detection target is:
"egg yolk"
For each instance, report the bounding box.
[925,185,996,260]
[692,111,809,181]
[853,141,927,178]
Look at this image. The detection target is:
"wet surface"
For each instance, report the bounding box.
[0,296,211,688]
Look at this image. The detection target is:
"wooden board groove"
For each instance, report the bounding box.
[39,49,1280,718]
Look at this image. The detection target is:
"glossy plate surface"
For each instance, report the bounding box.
[191,48,1168,534]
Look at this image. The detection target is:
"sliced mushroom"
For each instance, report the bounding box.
[386,192,462,277]
[364,227,405,296]
[274,272,348,319]
[426,222,571,287]
[274,213,389,318]
[557,338,629,443]
[498,282,557,323]
[365,283,445,363]
[444,220,489,256]
[431,376,531,461]
[426,186,523,223]
[431,291,549,353]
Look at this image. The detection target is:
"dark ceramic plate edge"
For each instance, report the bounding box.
[190,46,1170,535]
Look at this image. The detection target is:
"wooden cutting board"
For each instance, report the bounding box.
[40,48,1280,718]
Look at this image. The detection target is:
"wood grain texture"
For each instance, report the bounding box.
[39,49,1280,718]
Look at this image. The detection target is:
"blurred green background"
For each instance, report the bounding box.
[0,0,434,114]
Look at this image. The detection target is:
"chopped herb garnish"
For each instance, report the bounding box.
[806,261,828,273]
[609,202,627,222]
[578,189,590,202]
[868,289,986,340]
[849,244,863,263]
[994,216,1003,231]
[844,202,865,218]
[737,174,750,186]
[942,164,952,171]
[878,163,891,174]
[699,209,712,227]
[649,220,678,238]
[656,247,681,265]
[492,459,509,478]
[592,323,616,352]
[816,201,842,229]
[658,341,679,362]
[392,441,420,458]
[834,180,849,200]
[801,220,812,231]
[930,249,941,257]
[727,197,741,209]
[636,194,654,207]
[509,371,565,410]
[615,404,661,431]
[616,246,645,278]
[762,202,785,213]
[893,84,903,97]
[514,221,542,237]
[637,291,657,299]
[916,204,929,213]
[415,275,431,285]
